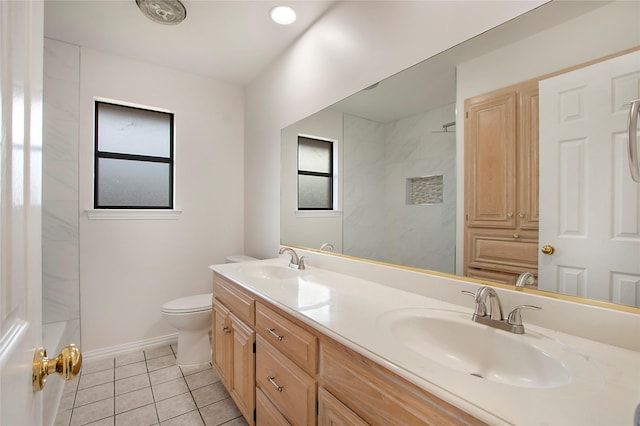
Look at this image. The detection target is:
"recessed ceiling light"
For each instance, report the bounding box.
[270,6,296,25]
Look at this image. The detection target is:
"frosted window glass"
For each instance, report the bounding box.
[97,158,170,207]
[97,103,171,158]
[299,137,331,173]
[298,175,331,209]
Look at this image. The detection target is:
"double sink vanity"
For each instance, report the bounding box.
[209,248,640,425]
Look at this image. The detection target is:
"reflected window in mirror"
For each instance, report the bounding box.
[297,136,335,210]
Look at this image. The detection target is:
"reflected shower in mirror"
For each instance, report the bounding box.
[281,1,640,309]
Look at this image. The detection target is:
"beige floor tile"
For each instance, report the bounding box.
[70,398,114,426]
[78,369,114,390]
[152,377,189,402]
[192,382,229,408]
[115,387,154,414]
[149,365,182,386]
[115,361,147,380]
[185,369,218,391]
[115,403,158,426]
[145,345,173,360]
[82,357,115,375]
[115,351,145,367]
[199,398,242,426]
[115,373,151,395]
[155,393,197,422]
[160,409,204,426]
[218,416,248,426]
[146,354,177,372]
[75,382,114,407]
[86,417,115,425]
[180,363,212,377]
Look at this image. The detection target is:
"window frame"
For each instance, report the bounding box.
[93,100,175,210]
[297,135,335,211]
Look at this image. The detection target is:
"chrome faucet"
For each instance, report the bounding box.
[278,247,306,270]
[515,272,536,287]
[465,286,540,334]
[320,243,334,252]
[473,286,503,321]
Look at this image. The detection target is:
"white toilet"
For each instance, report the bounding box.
[161,255,257,365]
[161,293,213,365]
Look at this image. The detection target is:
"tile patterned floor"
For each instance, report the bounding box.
[54,344,248,426]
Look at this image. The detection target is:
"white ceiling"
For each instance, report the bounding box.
[44,0,335,86]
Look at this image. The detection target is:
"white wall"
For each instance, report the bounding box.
[78,48,244,352]
[453,1,640,274]
[244,1,545,259]
[280,109,343,252]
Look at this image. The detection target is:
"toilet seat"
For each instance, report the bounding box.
[161,293,212,314]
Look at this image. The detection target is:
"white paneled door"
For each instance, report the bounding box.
[538,50,640,307]
[0,1,44,424]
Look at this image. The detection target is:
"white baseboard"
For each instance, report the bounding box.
[82,333,178,361]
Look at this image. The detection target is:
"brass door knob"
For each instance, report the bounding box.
[32,344,82,391]
[541,244,555,255]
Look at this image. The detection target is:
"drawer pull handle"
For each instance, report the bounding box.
[267,328,284,341]
[267,376,283,392]
[222,326,230,334]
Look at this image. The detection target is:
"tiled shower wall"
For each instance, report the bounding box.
[43,37,81,358]
[343,103,456,274]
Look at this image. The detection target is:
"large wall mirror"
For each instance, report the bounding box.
[281,1,640,311]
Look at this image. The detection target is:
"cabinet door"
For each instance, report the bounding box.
[318,388,368,426]
[465,91,517,229]
[212,301,231,387]
[229,313,255,424]
[518,84,539,230]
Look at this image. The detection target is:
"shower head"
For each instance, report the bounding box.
[136,0,186,25]
[432,121,456,133]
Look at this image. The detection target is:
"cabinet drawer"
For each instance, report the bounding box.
[467,229,538,273]
[256,335,316,426]
[256,387,291,426]
[465,267,518,285]
[213,273,255,325]
[256,301,317,374]
[320,341,483,425]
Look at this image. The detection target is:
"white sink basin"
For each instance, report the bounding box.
[240,263,299,280]
[377,308,595,389]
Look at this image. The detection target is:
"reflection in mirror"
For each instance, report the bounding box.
[281,1,640,309]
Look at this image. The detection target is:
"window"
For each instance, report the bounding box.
[297,136,334,210]
[94,101,174,209]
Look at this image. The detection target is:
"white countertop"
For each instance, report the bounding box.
[210,258,640,425]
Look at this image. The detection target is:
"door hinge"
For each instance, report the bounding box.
[253,408,257,422]
[253,341,256,353]
[316,400,319,416]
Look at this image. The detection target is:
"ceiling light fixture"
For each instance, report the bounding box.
[136,0,187,25]
[270,6,296,25]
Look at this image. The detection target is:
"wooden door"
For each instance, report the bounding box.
[538,50,640,306]
[229,313,255,424]
[465,91,518,229]
[212,301,231,386]
[518,84,540,230]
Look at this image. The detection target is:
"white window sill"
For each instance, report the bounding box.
[295,210,342,218]
[86,209,182,220]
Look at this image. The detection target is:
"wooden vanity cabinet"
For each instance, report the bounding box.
[212,275,256,425]
[255,301,317,425]
[319,341,484,425]
[212,272,484,426]
[464,80,539,282]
